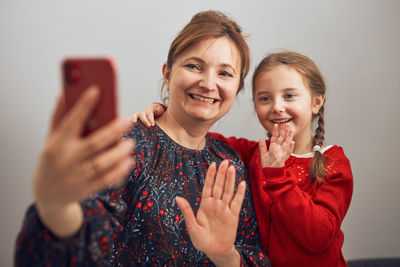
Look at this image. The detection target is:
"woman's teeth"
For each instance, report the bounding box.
[191,94,215,103]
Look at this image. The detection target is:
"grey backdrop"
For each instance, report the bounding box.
[1,0,399,266]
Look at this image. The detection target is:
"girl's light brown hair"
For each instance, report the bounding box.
[161,10,250,102]
[252,51,327,184]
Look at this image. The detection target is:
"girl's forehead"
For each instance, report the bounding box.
[255,65,308,91]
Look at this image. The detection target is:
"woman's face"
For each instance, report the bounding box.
[164,37,240,126]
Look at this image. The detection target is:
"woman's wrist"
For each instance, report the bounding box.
[208,247,240,267]
[35,201,83,238]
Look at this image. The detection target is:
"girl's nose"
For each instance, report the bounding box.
[272,99,285,113]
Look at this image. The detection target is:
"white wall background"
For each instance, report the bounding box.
[1,0,399,266]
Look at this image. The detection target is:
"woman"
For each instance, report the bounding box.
[15,11,269,266]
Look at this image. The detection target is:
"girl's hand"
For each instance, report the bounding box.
[259,123,294,168]
[33,86,135,237]
[176,160,245,266]
[130,102,166,127]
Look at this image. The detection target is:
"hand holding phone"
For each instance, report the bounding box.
[62,57,117,136]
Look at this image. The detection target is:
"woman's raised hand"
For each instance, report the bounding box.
[259,123,294,168]
[33,86,135,238]
[130,102,166,127]
[176,160,246,266]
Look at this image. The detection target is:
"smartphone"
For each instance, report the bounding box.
[62,57,118,136]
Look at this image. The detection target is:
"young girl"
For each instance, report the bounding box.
[134,51,353,267]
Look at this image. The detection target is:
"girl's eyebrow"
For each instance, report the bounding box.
[283,87,300,92]
[256,91,269,96]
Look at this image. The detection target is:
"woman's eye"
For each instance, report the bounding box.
[220,71,233,78]
[185,64,200,70]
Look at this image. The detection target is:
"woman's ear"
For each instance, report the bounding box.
[312,94,325,115]
[162,63,170,86]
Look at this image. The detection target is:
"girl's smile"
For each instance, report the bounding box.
[254,64,324,154]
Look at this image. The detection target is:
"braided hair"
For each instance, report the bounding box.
[252,51,327,183]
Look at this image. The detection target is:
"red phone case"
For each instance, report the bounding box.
[62,57,117,136]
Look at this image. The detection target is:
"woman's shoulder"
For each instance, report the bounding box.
[125,120,162,152]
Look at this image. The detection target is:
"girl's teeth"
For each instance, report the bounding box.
[192,94,215,103]
[273,119,290,123]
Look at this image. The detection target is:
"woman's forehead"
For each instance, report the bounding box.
[176,37,240,70]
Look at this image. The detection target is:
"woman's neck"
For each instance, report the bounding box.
[155,111,211,150]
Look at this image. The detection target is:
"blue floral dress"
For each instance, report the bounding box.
[15,121,270,266]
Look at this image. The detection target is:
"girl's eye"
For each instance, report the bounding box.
[220,71,233,78]
[258,96,271,102]
[285,93,296,100]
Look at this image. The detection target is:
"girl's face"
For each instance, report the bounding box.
[254,65,324,146]
[163,37,240,127]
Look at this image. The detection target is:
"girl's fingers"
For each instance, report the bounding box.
[212,160,229,199]
[58,86,100,138]
[139,111,151,127]
[145,110,155,127]
[270,124,278,143]
[79,117,132,160]
[284,128,294,145]
[154,104,166,116]
[276,124,287,145]
[130,113,138,123]
[221,165,236,204]
[230,181,246,217]
[202,162,216,199]
[259,139,268,156]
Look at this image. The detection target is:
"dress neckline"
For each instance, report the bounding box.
[153,122,209,153]
[291,145,334,158]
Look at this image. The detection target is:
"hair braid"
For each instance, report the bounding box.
[310,106,327,183]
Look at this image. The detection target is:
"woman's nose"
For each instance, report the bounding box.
[199,72,217,91]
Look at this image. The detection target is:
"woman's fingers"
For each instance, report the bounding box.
[89,139,135,177]
[230,181,246,217]
[202,162,216,199]
[79,117,132,160]
[90,156,134,192]
[221,165,236,204]
[57,86,100,138]
[50,93,66,133]
[212,160,229,199]
[176,196,196,231]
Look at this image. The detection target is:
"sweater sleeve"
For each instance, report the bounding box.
[15,126,142,266]
[262,147,353,252]
[233,181,271,267]
[14,185,129,266]
[208,132,259,165]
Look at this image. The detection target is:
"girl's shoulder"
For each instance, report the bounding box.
[207,132,259,149]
